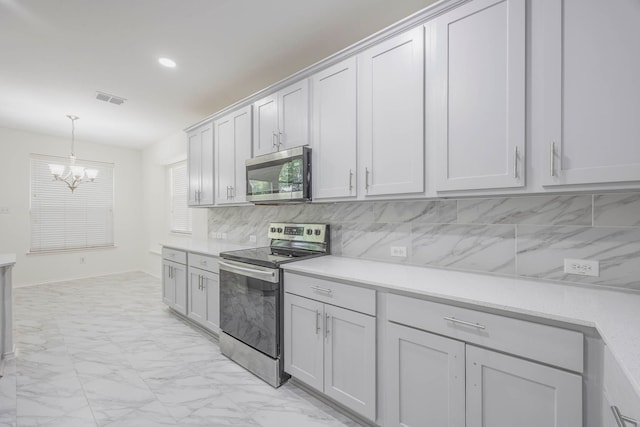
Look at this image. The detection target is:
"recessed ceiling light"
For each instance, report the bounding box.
[158,57,176,68]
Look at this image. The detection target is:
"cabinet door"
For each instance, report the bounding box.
[162,262,175,307]
[359,26,424,197]
[312,58,357,200]
[278,79,309,151]
[215,113,234,204]
[284,293,324,392]
[385,322,465,427]
[216,105,252,205]
[203,270,220,333]
[433,0,525,191]
[466,345,582,427]
[253,94,278,156]
[173,263,187,316]
[199,123,215,205]
[541,0,640,186]
[187,131,201,206]
[324,304,376,421]
[187,268,206,324]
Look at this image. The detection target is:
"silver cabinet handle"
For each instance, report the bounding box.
[550,142,556,177]
[513,146,519,178]
[325,313,330,338]
[168,266,172,279]
[612,406,638,427]
[349,169,354,192]
[444,316,486,330]
[278,131,284,150]
[229,186,234,199]
[365,167,370,191]
[272,131,278,149]
[310,285,332,294]
[315,310,321,335]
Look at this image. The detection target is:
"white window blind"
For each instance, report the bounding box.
[169,162,192,233]
[30,154,114,252]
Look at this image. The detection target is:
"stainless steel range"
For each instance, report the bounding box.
[218,222,330,387]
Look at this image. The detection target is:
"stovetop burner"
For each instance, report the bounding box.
[219,223,330,268]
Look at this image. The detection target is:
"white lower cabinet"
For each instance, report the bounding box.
[284,275,376,421]
[187,254,220,334]
[385,322,465,427]
[162,248,187,315]
[466,345,582,427]
[602,345,640,427]
[385,294,583,427]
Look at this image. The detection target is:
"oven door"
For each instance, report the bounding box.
[218,259,280,358]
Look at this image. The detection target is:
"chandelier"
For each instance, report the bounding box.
[48,115,98,192]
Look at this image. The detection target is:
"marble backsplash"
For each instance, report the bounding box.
[208,192,640,291]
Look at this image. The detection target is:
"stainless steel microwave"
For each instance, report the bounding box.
[245,146,311,203]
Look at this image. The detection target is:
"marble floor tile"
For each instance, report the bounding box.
[7,272,362,426]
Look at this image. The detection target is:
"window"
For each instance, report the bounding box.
[30,154,114,252]
[169,161,191,234]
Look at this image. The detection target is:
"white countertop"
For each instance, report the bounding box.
[162,240,253,257]
[282,255,640,398]
[0,254,16,268]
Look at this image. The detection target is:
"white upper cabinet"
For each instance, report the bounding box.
[432,0,526,192]
[540,0,640,186]
[215,105,252,205]
[253,79,309,156]
[312,57,358,200]
[187,121,214,206]
[358,26,425,197]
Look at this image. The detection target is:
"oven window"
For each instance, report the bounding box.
[219,269,279,358]
[248,158,303,196]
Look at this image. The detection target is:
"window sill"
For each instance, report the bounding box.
[26,245,117,256]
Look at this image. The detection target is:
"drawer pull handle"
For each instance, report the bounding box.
[444,316,486,330]
[612,405,638,427]
[310,285,332,294]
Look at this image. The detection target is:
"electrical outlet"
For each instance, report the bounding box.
[390,246,407,257]
[215,232,222,239]
[564,258,599,277]
[0,206,9,214]
[249,235,257,243]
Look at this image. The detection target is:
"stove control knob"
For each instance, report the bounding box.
[306,229,313,235]
[270,227,276,233]
[277,227,283,233]
[314,229,322,236]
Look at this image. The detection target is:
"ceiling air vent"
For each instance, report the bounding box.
[95,91,126,105]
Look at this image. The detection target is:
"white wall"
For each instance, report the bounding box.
[141,130,207,278]
[0,127,145,286]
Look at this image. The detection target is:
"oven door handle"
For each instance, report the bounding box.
[219,259,280,283]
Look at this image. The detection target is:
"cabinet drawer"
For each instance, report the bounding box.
[189,253,218,273]
[284,273,375,316]
[602,345,640,425]
[387,294,583,373]
[162,247,186,264]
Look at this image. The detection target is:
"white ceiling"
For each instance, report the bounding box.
[0,0,436,149]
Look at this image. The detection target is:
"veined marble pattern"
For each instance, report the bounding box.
[207,191,640,290]
[594,193,640,227]
[517,225,640,289]
[410,224,516,274]
[372,200,457,224]
[8,272,362,427]
[457,195,592,225]
[340,223,411,262]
